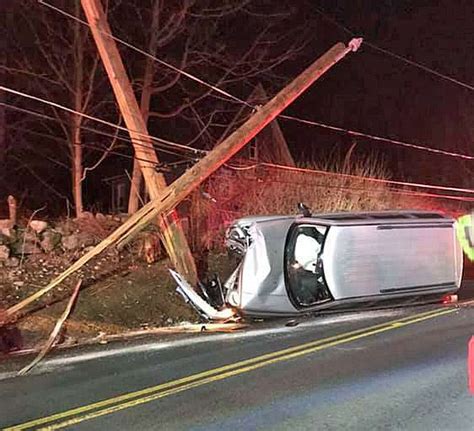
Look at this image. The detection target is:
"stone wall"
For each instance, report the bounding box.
[0,213,125,268]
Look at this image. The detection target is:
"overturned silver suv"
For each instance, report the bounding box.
[171,208,463,320]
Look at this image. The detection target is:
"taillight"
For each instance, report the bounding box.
[441,294,458,304]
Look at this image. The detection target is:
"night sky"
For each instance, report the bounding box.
[280,0,473,186]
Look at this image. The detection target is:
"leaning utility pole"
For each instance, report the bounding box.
[6,38,362,317]
[118,39,363,244]
[81,0,197,284]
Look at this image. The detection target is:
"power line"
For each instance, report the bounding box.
[313,6,474,92]
[37,0,250,107]
[248,176,474,203]
[7,4,474,197]
[12,122,201,175]
[10,100,472,201]
[220,162,474,202]
[9,125,165,168]
[8,121,172,168]
[3,101,207,170]
[226,159,474,196]
[6,104,474,202]
[279,114,474,160]
[36,1,474,161]
[364,41,474,91]
[6,85,472,179]
[260,162,474,195]
[4,87,474,208]
[55,0,465,95]
[0,86,206,157]
[4,93,473,197]
[2,102,200,161]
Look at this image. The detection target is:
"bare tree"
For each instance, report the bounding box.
[4,0,115,217]
[124,0,310,212]
[4,0,310,215]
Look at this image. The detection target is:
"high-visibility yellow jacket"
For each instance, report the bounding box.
[456,214,474,261]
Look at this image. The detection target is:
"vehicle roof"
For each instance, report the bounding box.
[302,210,453,226]
[233,210,454,227]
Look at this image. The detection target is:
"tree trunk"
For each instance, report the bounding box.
[127,0,159,214]
[127,65,152,213]
[72,115,83,216]
[127,78,152,214]
[72,0,84,217]
[128,155,143,214]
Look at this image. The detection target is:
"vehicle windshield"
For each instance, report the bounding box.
[285,224,332,307]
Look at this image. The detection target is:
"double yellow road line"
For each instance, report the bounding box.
[6,307,456,430]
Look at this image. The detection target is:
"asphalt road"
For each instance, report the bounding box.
[1,300,473,430]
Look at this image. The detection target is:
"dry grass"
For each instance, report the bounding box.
[189,155,442,250]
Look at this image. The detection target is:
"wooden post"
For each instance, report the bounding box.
[81,0,197,283]
[7,195,17,225]
[0,90,5,167]
[5,38,361,318]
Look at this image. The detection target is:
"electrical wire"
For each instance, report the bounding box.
[5,84,474,204]
[0,98,205,161]
[261,162,474,195]
[36,0,474,160]
[10,103,471,204]
[9,123,166,167]
[226,161,474,196]
[2,103,198,162]
[7,2,474,200]
[279,114,474,160]
[38,0,251,107]
[8,120,474,202]
[6,88,473,194]
[363,41,474,92]
[312,6,474,92]
[245,175,474,203]
[5,97,473,198]
[0,86,206,157]
[13,123,200,173]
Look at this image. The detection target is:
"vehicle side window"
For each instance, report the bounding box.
[293,226,325,271]
[285,225,332,307]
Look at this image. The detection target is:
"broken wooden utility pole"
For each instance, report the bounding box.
[117,39,364,245]
[81,0,197,284]
[6,38,362,317]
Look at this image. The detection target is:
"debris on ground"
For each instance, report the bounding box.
[18,280,82,375]
[0,252,201,353]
